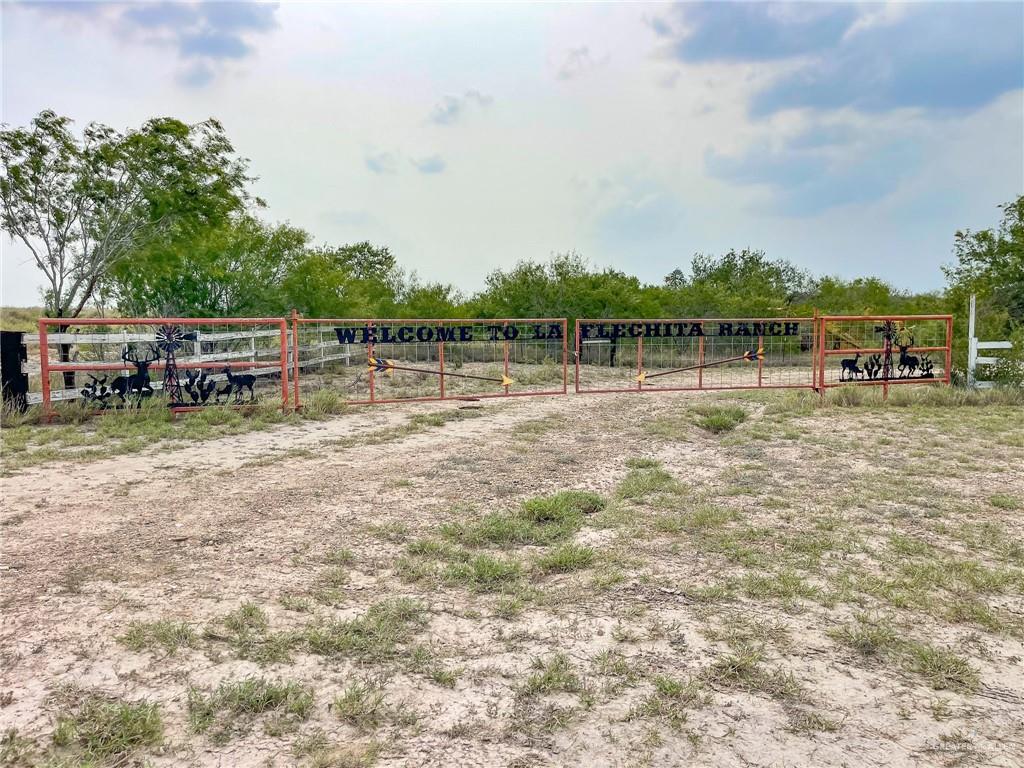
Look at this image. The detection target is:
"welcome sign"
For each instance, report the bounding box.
[578,321,802,339]
[335,323,565,344]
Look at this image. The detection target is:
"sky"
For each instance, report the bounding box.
[1,0,1022,306]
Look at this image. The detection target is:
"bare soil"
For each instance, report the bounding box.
[1,389,1023,767]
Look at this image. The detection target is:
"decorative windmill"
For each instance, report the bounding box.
[874,320,899,381]
[155,324,197,405]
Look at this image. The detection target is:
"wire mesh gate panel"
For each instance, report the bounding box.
[816,315,953,391]
[574,318,818,393]
[291,317,568,405]
[36,317,290,416]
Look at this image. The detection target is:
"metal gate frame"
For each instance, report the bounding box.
[27,312,959,417]
[574,316,819,394]
[36,316,291,417]
[815,314,953,395]
[290,314,569,407]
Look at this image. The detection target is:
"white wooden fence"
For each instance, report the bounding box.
[967,294,1014,389]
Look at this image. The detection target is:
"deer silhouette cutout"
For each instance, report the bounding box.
[222,366,256,403]
[111,345,160,403]
[840,352,864,381]
[897,346,919,378]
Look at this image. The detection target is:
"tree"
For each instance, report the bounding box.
[0,110,251,318]
[660,249,813,316]
[110,215,309,316]
[944,196,1024,329]
[943,196,1024,375]
[281,241,402,317]
[472,252,659,322]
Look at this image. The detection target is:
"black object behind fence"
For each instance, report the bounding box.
[1,330,29,413]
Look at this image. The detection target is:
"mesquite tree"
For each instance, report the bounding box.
[1,110,251,386]
[0,110,251,319]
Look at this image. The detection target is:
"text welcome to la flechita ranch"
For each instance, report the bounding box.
[335,321,802,345]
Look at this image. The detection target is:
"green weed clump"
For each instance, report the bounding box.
[627,675,707,730]
[188,677,313,744]
[204,602,298,665]
[523,653,583,696]
[442,490,605,547]
[536,543,596,574]
[830,614,979,692]
[694,405,747,434]
[444,554,523,592]
[52,693,163,763]
[303,598,427,660]
[120,619,198,655]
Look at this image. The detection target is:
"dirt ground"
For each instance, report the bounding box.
[1,388,1023,767]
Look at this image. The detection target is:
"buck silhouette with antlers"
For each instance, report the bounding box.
[110,345,160,404]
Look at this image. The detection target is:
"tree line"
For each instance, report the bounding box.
[2,110,1021,372]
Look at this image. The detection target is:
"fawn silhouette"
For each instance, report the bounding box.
[222,366,256,403]
[840,352,864,381]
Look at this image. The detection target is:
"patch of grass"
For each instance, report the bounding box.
[368,521,410,543]
[627,676,707,730]
[616,465,682,500]
[989,493,1021,511]
[280,595,315,613]
[944,598,1004,632]
[523,653,582,696]
[293,729,381,768]
[787,709,841,734]
[188,677,313,744]
[205,602,297,665]
[303,388,349,417]
[332,682,392,732]
[657,503,737,534]
[492,596,525,619]
[443,490,604,547]
[0,728,35,765]
[694,405,747,434]
[319,566,350,589]
[120,619,198,655]
[303,598,427,661]
[51,692,162,763]
[742,570,821,603]
[536,543,596,574]
[444,554,523,592]
[326,548,355,566]
[702,647,802,700]
[678,582,736,603]
[830,615,978,692]
[830,614,900,657]
[903,642,979,692]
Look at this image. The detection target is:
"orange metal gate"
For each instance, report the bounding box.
[815,314,953,394]
[28,312,957,417]
[574,317,819,394]
[289,314,568,406]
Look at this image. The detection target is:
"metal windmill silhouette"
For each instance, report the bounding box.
[874,320,899,380]
[155,325,197,405]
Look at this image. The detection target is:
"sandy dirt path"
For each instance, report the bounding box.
[2,390,1023,768]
